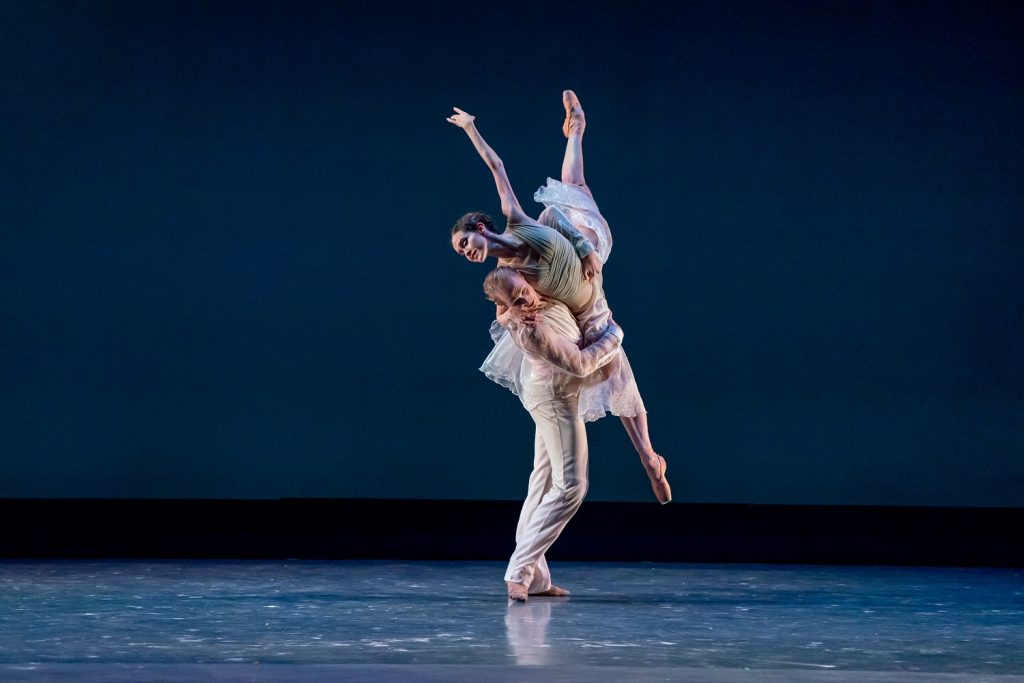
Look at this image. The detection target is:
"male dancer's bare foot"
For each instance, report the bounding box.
[643,452,672,505]
[562,89,586,138]
[506,581,529,602]
[531,585,571,597]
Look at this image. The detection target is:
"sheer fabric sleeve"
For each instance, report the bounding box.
[540,206,595,260]
[516,322,623,378]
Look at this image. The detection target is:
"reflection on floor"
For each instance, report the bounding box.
[1,560,1022,681]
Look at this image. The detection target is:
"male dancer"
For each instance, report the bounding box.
[481,266,624,602]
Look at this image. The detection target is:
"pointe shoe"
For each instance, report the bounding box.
[644,454,672,505]
[506,581,529,602]
[562,89,586,138]
[531,585,570,597]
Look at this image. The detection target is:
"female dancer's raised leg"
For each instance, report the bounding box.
[561,91,589,190]
[560,90,672,505]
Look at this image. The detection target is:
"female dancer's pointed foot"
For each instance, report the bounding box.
[644,453,672,505]
[506,581,529,602]
[562,89,586,138]
[531,585,570,597]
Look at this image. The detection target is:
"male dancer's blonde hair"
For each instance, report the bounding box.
[482,266,520,303]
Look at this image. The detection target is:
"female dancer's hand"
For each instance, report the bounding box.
[582,251,603,280]
[446,107,475,129]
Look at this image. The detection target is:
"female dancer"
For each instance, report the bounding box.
[447,91,672,504]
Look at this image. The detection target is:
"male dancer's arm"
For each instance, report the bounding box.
[514,319,623,378]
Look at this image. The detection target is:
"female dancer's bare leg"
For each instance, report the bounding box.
[560,90,672,505]
[560,91,589,190]
[619,411,671,505]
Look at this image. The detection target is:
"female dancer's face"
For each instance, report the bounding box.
[451,228,488,263]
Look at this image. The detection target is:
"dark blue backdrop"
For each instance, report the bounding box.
[2,0,1021,504]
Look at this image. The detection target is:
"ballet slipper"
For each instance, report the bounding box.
[562,89,586,138]
[531,585,571,597]
[506,581,529,602]
[644,454,672,505]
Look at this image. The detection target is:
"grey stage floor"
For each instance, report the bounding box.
[1,560,1022,682]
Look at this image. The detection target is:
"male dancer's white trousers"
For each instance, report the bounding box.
[504,394,589,591]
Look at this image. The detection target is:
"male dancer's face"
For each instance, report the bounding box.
[451,225,489,263]
[493,272,542,312]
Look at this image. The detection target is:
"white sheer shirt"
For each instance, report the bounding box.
[506,299,623,411]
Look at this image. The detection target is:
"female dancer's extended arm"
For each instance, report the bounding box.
[447,108,530,225]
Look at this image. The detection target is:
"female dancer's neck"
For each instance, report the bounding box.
[488,233,526,259]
